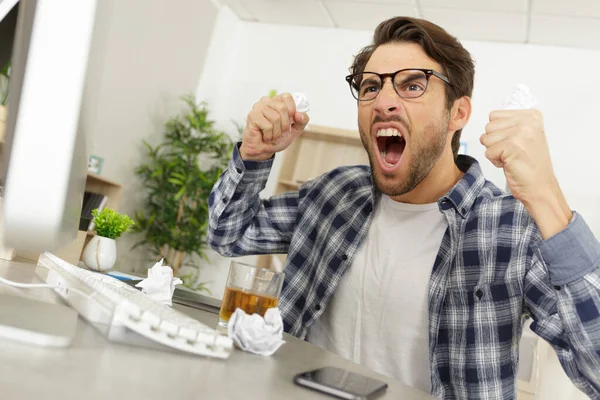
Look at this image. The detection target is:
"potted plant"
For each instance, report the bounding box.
[82,208,134,271]
[0,61,10,142]
[133,95,233,293]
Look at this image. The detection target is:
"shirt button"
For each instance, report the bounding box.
[475,289,483,299]
[222,197,228,203]
[235,167,242,174]
[341,254,348,261]
[315,304,322,311]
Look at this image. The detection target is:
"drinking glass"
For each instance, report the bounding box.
[218,261,284,328]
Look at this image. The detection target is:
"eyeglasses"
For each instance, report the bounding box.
[345,68,451,102]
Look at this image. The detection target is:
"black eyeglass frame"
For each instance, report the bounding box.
[345,68,451,101]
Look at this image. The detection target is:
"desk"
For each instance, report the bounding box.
[0,260,433,400]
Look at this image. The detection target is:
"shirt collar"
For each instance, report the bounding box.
[439,155,487,219]
[369,155,487,218]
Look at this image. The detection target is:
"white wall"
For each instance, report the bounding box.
[85,0,220,281]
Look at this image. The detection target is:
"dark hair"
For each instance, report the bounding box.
[350,17,475,158]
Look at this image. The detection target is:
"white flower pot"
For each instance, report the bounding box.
[82,235,117,272]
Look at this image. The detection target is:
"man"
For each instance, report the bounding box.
[207,16,600,399]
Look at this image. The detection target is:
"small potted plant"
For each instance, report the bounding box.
[82,208,134,271]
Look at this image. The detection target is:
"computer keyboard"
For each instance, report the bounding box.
[37,252,233,358]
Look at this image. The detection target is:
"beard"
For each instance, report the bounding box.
[360,113,449,197]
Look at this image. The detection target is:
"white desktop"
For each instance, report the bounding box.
[1,0,93,254]
[0,0,97,347]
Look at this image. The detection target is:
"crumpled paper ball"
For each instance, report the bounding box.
[227,307,285,356]
[501,84,537,110]
[292,92,310,113]
[135,258,182,306]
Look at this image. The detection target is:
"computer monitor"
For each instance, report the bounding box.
[1,0,97,254]
[0,0,19,68]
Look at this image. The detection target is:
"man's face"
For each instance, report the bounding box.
[357,42,452,198]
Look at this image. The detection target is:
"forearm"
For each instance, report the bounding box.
[207,143,295,256]
[523,185,572,240]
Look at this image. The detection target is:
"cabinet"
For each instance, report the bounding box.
[258,124,369,269]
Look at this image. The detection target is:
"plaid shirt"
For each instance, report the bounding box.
[208,144,600,399]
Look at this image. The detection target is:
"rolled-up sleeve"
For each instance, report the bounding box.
[538,212,600,286]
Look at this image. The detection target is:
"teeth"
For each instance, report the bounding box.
[376,128,402,137]
[377,128,402,163]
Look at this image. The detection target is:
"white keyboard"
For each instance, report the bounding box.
[38,252,233,358]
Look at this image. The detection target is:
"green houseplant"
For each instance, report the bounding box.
[133,96,233,293]
[82,208,134,272]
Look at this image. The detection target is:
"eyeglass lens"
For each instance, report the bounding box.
[350,70,429,101]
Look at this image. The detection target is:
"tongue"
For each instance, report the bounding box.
[385,142,403,164]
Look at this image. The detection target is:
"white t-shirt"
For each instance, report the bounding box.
[307,195,448,394]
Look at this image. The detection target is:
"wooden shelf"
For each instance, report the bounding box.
[278,179,303,190]
[84,172,124,211]
[86,172,122,187]
[303,124,364,144]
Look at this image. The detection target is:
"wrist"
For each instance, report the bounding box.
[523,186,572,240]
[239,143,274,162]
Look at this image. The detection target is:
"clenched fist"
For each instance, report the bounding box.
[480,109,572,239]
[240,93,310,161]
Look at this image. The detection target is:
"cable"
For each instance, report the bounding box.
[0,275,96,299]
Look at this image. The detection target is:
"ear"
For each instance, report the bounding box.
[448,96,472,133]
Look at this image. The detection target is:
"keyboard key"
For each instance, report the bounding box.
[160,320,179,336]
[179,326,199,342]
[120,300,141,320]
[141,311,161,328]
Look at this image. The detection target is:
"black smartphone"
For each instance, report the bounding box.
[294,366,388,400]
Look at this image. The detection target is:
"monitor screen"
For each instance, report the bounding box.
[1,0,97,254]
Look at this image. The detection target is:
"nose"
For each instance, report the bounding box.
[373,78,402,115]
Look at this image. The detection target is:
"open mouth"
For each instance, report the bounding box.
[375,128,406,169]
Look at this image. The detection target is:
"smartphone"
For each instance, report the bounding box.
[294,366,388,400]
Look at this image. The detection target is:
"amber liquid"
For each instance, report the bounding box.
[219,286,279,322]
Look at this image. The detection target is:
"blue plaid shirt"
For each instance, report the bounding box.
[208,144,600,399]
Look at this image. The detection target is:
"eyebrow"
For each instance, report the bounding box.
[396,72,425,85]
[360,77,381,87]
